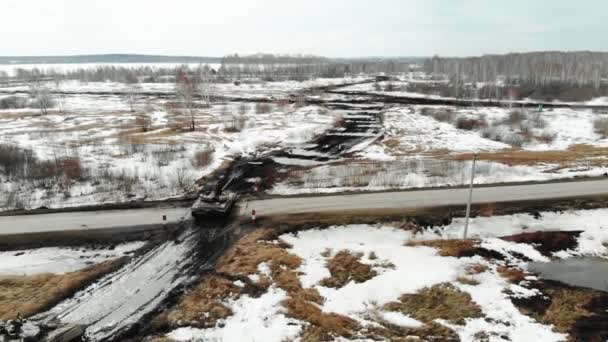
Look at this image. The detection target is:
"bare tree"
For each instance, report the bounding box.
[29,82,54,115]
[175,68,198,131]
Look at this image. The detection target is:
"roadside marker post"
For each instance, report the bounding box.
[251,209,256,224]
[463,153,478,240]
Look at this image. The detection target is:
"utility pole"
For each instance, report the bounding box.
[463,153,478,239]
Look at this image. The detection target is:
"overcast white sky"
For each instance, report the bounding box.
[1,0,606,57]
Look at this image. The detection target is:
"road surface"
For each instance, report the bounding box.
[240,179,608,216]
[0,207,189,235]
[2,179,608,235]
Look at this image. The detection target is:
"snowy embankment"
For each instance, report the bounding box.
[0,241,145,276]
[38,229,200,341]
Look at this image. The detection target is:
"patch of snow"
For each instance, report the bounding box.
[380,311,424,328]
[0,241,145,276]
[168,287,301,342]
[281,225,464,317]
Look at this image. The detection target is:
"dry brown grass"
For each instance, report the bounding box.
[497,266,527,284]
[0,258,126,320]
[405,239,477,257]
[282,296,359,339]
[466,263,489,275]
[152,275,240,330]
[449,144,608,170]
[216,228,302,277]
[457,276,480,286]
[320,250,377,288]
[364,321,460,342]
[540,288,596,334]
[384,283,483,325]
[479,203,497,217]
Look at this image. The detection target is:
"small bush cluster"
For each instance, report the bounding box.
[192,148,215,168]
[0,96,28,109]
[593,117,608,138]
[455,117,487,131]
[255,102,273,114]
[420,107,453,123]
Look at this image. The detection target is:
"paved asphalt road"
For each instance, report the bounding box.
[239,179,608,216]
[0,207,189,235]
[2,179,607,235]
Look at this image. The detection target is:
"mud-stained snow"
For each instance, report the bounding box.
[0,241,145,275]
[39,230,199,341]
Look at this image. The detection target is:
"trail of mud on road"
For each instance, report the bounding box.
[36,222,231,341]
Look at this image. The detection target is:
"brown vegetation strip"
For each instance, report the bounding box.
[152,275,240,330]
[0,258,127,320]
[449,144,608,169]
[405,239,477,257]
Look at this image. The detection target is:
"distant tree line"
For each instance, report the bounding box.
[3,54,414,85]
[425,51,608,89]
[218,54,411,81]
[422,51,608,101]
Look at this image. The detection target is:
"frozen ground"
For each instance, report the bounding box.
[166,206,608,342]
[0,241,145,276]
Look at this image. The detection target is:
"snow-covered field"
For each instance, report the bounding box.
[270,105,608,195]
[0,241,145,276]
[1,76,370,100]
[167,208,608,341]
[0,98,335,210]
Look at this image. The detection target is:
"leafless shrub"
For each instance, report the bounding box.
[255,102,273,114]
[192,148,215,168]
[529,111,548,128]
[481,126,503,141]
[238,103,249,115]
[29,83,55,115]
[455,116,487,131]
[0,96,28,109]
[420,107,453,123]
[152,145,183,167]
[537,132,557,144]
[504,109,527,126]
[384,82,395,92]
[593,117,608,138]
[0,144,33,179]
[502,133,525,147]
[174,167,194,193]
[293,95,306,108]
[135,114,152,133]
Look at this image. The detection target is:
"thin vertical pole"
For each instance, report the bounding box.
[463,153,478,239]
